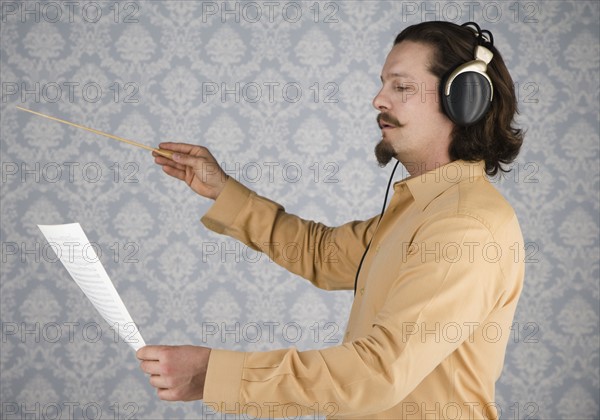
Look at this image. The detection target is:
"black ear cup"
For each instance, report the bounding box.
[441,23,494,127]
[442,69,492,126]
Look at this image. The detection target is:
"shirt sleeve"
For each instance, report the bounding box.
[203,213,516,418]
[201,176,379,291]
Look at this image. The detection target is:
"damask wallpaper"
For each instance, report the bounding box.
[1,1,598,419]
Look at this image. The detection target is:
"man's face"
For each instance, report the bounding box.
[373,41,454,172]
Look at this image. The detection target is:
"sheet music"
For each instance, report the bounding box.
[38,223,145,351]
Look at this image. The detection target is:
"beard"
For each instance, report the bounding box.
[374,138,396,167]
[374,112,402,167]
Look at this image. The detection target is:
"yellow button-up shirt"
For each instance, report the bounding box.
[200,160,524,419]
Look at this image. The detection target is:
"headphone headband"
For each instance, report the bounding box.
[461,21,494,47]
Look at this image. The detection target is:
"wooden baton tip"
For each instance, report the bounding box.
[16,106,174,159]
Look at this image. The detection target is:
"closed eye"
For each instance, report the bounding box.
[395,85,416,93]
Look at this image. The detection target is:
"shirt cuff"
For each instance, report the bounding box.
[203,348,246,407]
[201,177,253,234]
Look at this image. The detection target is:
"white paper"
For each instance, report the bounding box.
[38,223,145,351]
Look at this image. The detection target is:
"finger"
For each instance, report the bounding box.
[162,165,186,181]
[154,154,186,171]
[136,345,165,361]
[152,151,173,162]
[139,360,162,375]
[172,152,209,167]
[158,142,209,156]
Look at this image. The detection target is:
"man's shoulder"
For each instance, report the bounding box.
[428,175,520,237]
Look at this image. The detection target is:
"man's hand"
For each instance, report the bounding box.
[137,345,211,401]
[152,142,229,200]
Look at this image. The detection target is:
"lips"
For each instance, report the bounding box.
[377,114,399,130]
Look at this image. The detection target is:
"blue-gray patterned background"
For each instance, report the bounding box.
[1,1,598,419]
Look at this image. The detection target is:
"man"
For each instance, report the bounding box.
[137,21,524,419]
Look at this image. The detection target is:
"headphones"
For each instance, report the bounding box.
[441,22,494,126]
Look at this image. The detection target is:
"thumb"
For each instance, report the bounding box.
[173,153,221,174]
[172,153,199,166]
[171,153,184,163]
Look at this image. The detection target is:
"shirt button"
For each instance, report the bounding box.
[360,288,365,295]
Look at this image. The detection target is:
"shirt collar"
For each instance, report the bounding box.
[394,160,487,210]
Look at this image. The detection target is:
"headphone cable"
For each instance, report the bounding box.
[353,159,401,295]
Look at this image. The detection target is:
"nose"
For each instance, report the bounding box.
[372,87,390,111]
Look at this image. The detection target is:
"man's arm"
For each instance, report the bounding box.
[201,176,380,290]
[139,214,522,417]
[153,142,379,290]
[201,214,520,417]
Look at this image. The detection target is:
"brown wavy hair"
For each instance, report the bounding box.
[394,21,524,176]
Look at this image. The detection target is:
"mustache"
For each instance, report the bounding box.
[377,113,402,128]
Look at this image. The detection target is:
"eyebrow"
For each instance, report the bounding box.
[380,72,415,83]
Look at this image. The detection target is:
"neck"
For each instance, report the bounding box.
[402,157,452,177]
